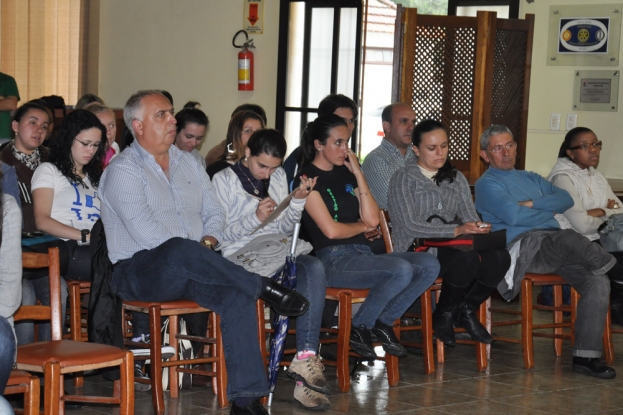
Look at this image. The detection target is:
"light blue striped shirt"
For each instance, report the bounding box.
[99,141,225,263]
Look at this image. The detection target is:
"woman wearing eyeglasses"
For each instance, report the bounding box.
[548,127,623,323]
[31,110,105,281]
[206,109,265,178]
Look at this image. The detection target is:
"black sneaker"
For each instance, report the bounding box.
[371,321,407,358]
[349,324,376,360]
[572,357,616,379]
[134,363,152,392]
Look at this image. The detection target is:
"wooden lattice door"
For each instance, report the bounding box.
[393,8,534,182]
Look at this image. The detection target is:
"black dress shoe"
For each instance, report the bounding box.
[350,324,377,359]
[230,399,269,414]
[260,278,309,317]
[456,304,493,344]
[572,357,616,379]
[371,321,407,358]
[432,310,456,347]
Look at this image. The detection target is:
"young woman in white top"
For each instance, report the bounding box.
[548,127,623,324]
[174,102,209,169]
[32,110,105,281]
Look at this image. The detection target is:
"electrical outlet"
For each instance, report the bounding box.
[566,113,577,130]
[550,113,561,130]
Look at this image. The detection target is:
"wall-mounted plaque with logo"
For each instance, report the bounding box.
[548,4,621,66]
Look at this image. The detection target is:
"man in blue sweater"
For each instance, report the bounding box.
[475,124,623,379]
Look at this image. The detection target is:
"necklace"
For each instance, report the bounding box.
[237,161,260,195]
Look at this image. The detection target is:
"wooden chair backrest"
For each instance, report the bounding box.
[379,209,394,254]
[14,247,63,341]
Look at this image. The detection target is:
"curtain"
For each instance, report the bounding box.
[0,0,84,105]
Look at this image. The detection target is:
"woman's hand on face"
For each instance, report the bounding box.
[256,197,277,222]
[343,149,362,175]
[292,175,318,200]
[454,222,491,237]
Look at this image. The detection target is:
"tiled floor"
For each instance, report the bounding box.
[50,293,623,414]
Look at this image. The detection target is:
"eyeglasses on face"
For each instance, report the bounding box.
[74,138,101,149]
[242,128,257,134]
[490,141,517,153]
[569,141,603,151]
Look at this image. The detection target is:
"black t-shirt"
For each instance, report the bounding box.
[296,163,370,252]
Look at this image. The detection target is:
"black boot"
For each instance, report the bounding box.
[606,262,623,291]
[433,280,466,347]
[611,285,623,326]
[260,278,309,317]
[456,280,495,344]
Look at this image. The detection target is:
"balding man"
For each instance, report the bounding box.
[475,124,623,380]
[99,90,308,414]
[361,103,417,210]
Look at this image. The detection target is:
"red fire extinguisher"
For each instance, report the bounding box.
[233,30,255,91]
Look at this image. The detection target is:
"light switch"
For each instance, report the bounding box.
[550,113,561,130]
[566,113,577,130]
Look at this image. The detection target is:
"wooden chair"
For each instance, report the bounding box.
[67,281,91,342]
[489,274,613,369]
[122,300,227,415]
[3,370,40,415]
[14,247,134,415]
[379,209,488,374]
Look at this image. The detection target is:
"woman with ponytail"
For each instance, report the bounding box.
[296,114,439,361]
[387,119,510,347]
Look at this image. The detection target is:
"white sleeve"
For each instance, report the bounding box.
[31,163,58,191]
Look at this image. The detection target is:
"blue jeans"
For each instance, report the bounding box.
[110,237,268,401]
[15,277,68,344]
[292,255,326,353]
[0,316,15,393]
[316,244,440,328]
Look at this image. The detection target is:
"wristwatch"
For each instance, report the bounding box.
[201,239,214,250]
[81,229,90,243]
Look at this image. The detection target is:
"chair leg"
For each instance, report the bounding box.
[476,300,488,372]
[485,297,492,361]
[149,306,165,415]
[169,314,180,399]
[434,290,445,364]
[336,292,352,392]
[521,279,534,369]
[43,362,61,415]
[421,288,435,374]
[385,321,400,386]
[214,314,228,408]
[25,375,41,415]
[553,285,563,356]
[604,306,615,365]
[120,351,134,415]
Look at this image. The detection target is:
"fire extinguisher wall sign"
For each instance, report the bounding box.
[233,30,255,91]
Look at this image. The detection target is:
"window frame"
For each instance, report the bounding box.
[275,0,364,152]
[448,0,520,19]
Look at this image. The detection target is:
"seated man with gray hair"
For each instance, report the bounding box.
[474,124,623,380]
[99,90,309,415]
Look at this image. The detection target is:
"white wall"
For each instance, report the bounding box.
[97,0,279,155]
[520,0,623,179]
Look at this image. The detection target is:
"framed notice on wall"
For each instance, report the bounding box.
[572,70,619,112]
[547,4,621,66]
